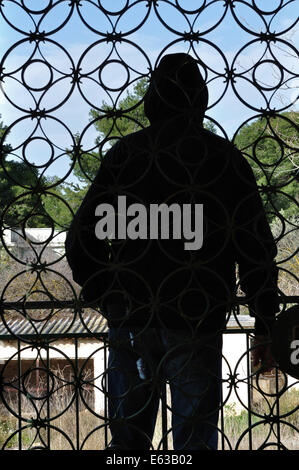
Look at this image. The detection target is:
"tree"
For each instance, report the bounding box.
[70,78,150,191]
[90,77,150,146]
[42,177,85,229]
[0,116,49,228]
[270,214,299,296]
[234,111,299,221]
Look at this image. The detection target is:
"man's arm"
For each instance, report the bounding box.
[232,151,280,370]
[65,142,122,304]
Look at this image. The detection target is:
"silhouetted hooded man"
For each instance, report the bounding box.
[65,53,279,449]
[66,53,278,335]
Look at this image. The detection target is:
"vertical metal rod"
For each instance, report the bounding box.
[46,342,50,449]
[220,380,225,450]
[275,367,281,449]
[75,337,80,450]
[246,333,253,450]
[104,334,108,449]
[17,339,22,450]
[36,356,39,398]
[161,382,168,450]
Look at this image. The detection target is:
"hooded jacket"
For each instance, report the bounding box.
[65,53,279,335]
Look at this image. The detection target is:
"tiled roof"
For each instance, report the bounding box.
[0,314,253,339]
[0,313,108,339]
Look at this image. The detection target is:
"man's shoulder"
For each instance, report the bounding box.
[106,125,244,165]
[106,127,152,157]
[201,127,236,152]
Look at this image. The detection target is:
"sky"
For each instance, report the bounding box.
[0,0,298,183]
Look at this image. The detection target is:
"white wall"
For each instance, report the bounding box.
[0,338,106,413]
[222,332,250,413]
[1,228,66,258]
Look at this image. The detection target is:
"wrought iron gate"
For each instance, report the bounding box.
[0,0,298,450]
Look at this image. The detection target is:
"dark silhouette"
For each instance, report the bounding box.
[65,53,279,450]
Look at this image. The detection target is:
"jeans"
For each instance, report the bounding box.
[107,326,223,450]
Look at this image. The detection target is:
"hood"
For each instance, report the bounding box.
[144,53,209,125]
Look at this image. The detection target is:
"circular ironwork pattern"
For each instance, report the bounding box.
[0,0,298,451]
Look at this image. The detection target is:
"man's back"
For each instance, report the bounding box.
[66,53,279,335]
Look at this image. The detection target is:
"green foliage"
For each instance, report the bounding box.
[0,417,19,448]
[0,415,41,449]
[224,404,260,436]
[71,150,103,190]
[89,77,150,146]
[0,117,49,228]
[42,177,86,229]
[234,111,299,220]
[203,120,217,134]
[270,215,299,295]
[71,78,150,195]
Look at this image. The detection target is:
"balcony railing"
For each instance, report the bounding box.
[0,298,299,450]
